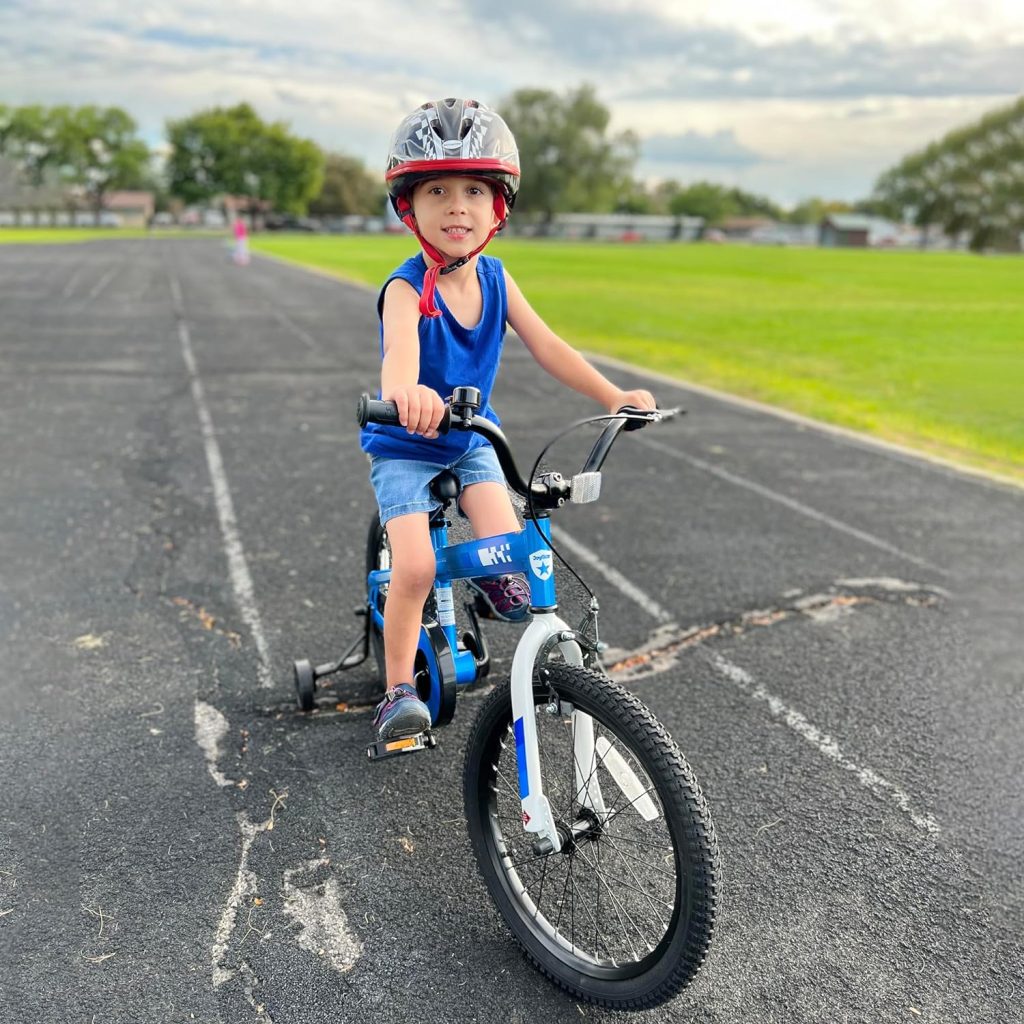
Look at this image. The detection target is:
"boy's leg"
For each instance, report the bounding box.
[375,511,434,739]
[381,511,436,685]
[458,481,520,536]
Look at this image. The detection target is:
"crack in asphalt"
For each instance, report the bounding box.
[604,577,947,682]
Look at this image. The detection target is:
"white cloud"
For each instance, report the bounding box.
[1,0,1020,204]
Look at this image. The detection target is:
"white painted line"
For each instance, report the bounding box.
[709,653,939,835]
[273,309,318,350]
[550,525,675,623]
[86,267,117,302]
[172,274,274,688]
[282,859,363,973]
[61,268,82,299]
[639,435,945,576]
[212,812,268,987]
[194,700,234,787]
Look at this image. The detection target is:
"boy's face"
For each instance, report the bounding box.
[410,176,499,262]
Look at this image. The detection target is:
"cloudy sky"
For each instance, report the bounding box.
[4,0,1022,205]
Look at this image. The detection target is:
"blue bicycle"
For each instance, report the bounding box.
[293,387,719,1009]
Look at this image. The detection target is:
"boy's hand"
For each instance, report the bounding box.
[609,388,657,413]
[386,384,446,438]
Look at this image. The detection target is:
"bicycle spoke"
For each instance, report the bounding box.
[553,858,573,934]
[572,852,675,911]
[596,839,673,930]
[599,783,660,831]
[595,831,674,853]
[572,844,645,961]
[596,836,678,880]
[494,764,519,804]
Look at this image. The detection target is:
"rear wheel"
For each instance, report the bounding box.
[463,664,719,1009]
[293,659,316,711]
[365,516,389,686]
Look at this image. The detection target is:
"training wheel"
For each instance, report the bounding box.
[294,659,317,711]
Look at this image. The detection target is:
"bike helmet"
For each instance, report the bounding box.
[385,98,520,317]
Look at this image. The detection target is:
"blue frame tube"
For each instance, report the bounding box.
[367,516,559,690]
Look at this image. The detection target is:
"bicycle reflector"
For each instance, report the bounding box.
[570,472,602,504]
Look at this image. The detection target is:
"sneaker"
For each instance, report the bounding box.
[466,573,531,622]
[373,683,431,741]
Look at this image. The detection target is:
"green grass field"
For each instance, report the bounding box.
[251,234,1023,483]
[0,228,159,243]
[3,228,1019,482]
[0,228,219,243]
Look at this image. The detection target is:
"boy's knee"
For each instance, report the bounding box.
[390,557,436,595]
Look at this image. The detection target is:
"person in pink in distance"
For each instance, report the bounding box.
[232,217,250,265]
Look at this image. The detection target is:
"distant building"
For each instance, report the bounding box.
[518,213,704,242]
[718,216,777,242]
[103,191,155,228]
[819,214,871,248]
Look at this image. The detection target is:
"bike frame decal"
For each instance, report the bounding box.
[478,542,513,566]
[434,583,456,627]
[513,717,529,798]
[529,550,553,581]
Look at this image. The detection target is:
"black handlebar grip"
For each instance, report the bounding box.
[357,394,451,434]
[357,394,400,427]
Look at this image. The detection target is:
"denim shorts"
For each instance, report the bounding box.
[369,444,507,525]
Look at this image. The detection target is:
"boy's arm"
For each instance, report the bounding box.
[505,270,656,413]
[380,279,446,437]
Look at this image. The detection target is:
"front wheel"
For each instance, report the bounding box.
[463,664,719,1009]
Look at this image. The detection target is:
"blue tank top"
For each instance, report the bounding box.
[360,253,507,462]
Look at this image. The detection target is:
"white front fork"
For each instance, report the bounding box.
[509,613,607,854]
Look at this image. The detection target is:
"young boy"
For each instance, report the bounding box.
[361,98,656,741]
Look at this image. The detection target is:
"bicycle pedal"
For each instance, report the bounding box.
[366,731,437,761]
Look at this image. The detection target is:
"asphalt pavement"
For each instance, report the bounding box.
[1,237,1021,1023]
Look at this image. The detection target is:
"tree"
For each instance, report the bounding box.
[166,103,323,216]
[873,96,1024,251]
[614,177,653,214]
[59,106,150,220]
[0,104,148,222]
[308,153,384,217]
[726,186,784,221]
[787,197,852,224]
[498,85,638,224]
[1,104,65,187]
[668,182,737,224]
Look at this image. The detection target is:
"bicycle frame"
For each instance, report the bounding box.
[356,393,679,855]
[368,512,595,854]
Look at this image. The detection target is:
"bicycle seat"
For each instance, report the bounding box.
[428,469,462,503]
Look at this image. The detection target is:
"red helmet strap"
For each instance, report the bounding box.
[396,191,508,318]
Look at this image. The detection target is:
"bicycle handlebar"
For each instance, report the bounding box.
[357,392,682,509]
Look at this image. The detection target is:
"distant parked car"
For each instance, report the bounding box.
[265,213,321,232]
